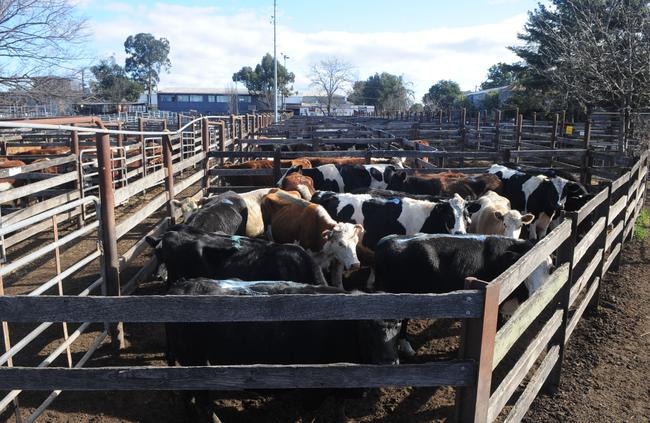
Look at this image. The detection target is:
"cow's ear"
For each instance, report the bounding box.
[494,211,504,221]
[466,201,481,214]
[521,213,535,225]
[321,229,333,240]
[171,199,182,207]
[145,236,161,248]
[354,223,365,237]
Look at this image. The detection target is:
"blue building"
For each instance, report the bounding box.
[156,87,266,114]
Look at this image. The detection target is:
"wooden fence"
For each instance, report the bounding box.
[0,114,646,422]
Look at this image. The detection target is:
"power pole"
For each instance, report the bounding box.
[273,0,278,123]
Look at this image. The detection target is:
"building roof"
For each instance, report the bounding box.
[157,87,252,95]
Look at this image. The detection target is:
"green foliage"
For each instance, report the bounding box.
[422,80,463,110]
[90,57,143,102]
[634,209,649,241]
[409,103,424,113]
[481,92,501,112]
[511,0,650,112]
[233,53,295,109]
[349,73,413,113]
[480,63,517,90]
[124,33,171,103]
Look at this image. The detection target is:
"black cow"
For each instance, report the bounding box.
[166,278,401,421]
[351,187,444,202]
[146,225,326,286]
[184,190,248,235]
[487,164,588,239]
[279,164,397,193]
[311,191,469,250]
[375,234,551,356]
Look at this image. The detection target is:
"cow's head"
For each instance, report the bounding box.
[495,210,535,239]
[277,165,303,188]
[322,222,364,270]
[171,198,200,222]
[386,170,408,191]
[357,319,401,365]
[448,194,469,234]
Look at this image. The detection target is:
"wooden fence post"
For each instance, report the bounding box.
[162,133,175,222]
[550,113,559,166]
[494,109,501,152]
[591,182,612,312]
[218,121,226,167]
[96,132,124,352]
[272,147,282,184]
[544,212,577,392]
[201,118,210,192]
[515,114,523,164]
[582,115,593,185]
[456,278,499,423]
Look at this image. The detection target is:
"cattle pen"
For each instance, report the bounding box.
[0,111,646,422]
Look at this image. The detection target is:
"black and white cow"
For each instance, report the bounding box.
[166,277,401,421]
[279,164,397,193]
[374,233,552,356]
[183,190,248,235]
[350,187,444,202]
[487,164,587,239]
[311,191,470,250]
[146,224,326,286]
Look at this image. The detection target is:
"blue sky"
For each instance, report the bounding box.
[77,0,543,99]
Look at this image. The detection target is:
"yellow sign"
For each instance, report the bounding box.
[565,125,573,135]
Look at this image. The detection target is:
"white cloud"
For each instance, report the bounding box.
[88,2,527,99]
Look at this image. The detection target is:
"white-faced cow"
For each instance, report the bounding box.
[278,164,397,193]
[311,191,470,250]
[469,191,535,238]
[261,190,364,288]
[375,234,552,356]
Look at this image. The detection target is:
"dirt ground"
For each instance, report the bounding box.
[1,197,649,422]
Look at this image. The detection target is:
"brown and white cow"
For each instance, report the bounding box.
[469,191,535,238]
[0,159,26,194]
[172,189,302,238]
[261,190,364,288]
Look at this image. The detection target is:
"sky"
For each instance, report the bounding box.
[75,0,543,101]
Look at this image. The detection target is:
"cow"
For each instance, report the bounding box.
[183,191,248,235]
[374,234,552,356]
[222,159,312,187]
[279,164,397,193]
[311,191,470,250]
[351,187,444,202]
[146,224,327,286]
[261,190,364,288]
[487,164,588,239]
[166,277,401,422]
[387,171,502,199]
[279,172,315,200]
[469,191,535,238]
[298,157,404,168]
[0,159,25,194]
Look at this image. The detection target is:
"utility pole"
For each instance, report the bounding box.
[273,0,278,123]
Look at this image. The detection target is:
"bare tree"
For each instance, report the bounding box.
[0,0,88,90]
[225,83,239,115]
[309,57,354,116]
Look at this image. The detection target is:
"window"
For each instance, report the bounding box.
[238,95,251,103]
[216,95,229,102]
[207,95,216,102]
[158,95,173,102]
[189,95,203,102]
[176,95,189,102]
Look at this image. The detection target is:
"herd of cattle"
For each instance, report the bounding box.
[146,154,590,416]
